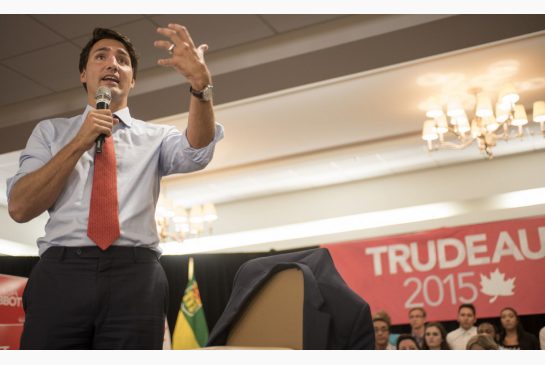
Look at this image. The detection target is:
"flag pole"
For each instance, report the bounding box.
[188,257,194,280]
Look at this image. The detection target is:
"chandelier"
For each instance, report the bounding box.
[421,83,545,158]
[155,195,218,242]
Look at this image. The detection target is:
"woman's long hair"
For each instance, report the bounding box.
[422,322,450,350]
[498,307,525,346]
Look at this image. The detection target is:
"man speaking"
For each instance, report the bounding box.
[6,24,223,349]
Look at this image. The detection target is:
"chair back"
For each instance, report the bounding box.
[226,268,304,349]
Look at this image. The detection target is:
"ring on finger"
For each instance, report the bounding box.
[168,43,176,54]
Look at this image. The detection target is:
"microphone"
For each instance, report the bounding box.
[95,86,112,153]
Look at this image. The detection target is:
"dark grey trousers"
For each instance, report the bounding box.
[20,246,168,349]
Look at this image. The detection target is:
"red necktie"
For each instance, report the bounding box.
[87,135,120,250]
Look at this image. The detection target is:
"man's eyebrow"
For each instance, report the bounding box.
[92,46,130,57]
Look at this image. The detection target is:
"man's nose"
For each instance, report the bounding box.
[105,55,119,70]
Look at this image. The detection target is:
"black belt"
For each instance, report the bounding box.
[41,246,160,261]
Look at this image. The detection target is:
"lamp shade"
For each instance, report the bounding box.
[447,98,464,117]
[476,93,493,118]
[435,115,448,134]
[189,204,204,224]
[533,101,545,123]
[471,120,481,138]
[495,102,510,123]
[203,202,218,222]
[499,83,519,104]
[426,101,443,118]
[512,104,528,126]
[485,116,499,132]
[455,113,470,133]
[422,120,438,141]
[172,206,188,224]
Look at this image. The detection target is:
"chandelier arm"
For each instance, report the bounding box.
[435,138,474,150]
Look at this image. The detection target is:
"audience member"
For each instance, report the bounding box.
[396,334,420,350]
[373,310,398,348]
[446,303,477,350]
[466,334,499,350]
[498,307,540,350]
[540,326,545,350]
[422,322,450,350]
[373,314,396,350]
[477,321,500,346]
[408,307,426,348]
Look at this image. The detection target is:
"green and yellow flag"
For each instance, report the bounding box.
[172,257,209,349]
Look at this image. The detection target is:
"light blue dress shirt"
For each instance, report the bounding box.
[6,105,224,255]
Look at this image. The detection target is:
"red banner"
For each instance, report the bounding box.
[324,215,545,325]
[0,274,27,350]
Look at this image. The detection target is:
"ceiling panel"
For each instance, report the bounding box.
[260,14,348,33]
[150,15,275,53]
[32,14,145,40]
[0,15,65,60]
[3,42,83,92]
[0,65,52,107]
[112,19,167,71]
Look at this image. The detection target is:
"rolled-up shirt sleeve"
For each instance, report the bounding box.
[6,120,53,201]
[159,123,224,176]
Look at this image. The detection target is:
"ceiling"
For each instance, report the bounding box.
[1,14,545,251]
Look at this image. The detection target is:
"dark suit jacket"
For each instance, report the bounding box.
[207,248,375,349]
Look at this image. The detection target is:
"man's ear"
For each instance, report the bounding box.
[130,77,135,90]
[80,70,87,84]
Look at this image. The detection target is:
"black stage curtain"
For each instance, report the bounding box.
[2,248,544,340]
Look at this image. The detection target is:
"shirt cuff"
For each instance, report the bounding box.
[181,123,224,166]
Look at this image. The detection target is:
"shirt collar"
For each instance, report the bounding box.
[83,104,133,128]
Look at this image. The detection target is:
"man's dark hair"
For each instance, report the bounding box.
[396,333,420,350]
[458,303,476,315]
[79,28,139,91]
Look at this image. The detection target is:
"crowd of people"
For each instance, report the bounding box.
[372,304,544,350]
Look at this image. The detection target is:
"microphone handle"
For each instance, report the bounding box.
[95,101,109,153]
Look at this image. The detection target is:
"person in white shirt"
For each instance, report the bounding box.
[446,303,477,350]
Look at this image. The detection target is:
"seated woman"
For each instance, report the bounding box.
[422,322,450,350]
[498,307,540,350]
[466,334,499,350]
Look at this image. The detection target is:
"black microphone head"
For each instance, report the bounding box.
[95,86,111,108]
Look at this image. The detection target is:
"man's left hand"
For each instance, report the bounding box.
[154,24,211,90]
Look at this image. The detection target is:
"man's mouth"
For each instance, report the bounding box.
[101,75,119,84]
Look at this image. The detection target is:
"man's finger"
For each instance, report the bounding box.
[168,24,196,48]
[154,40,172,52]
[156,27,183,46]
[157,58,176,67]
